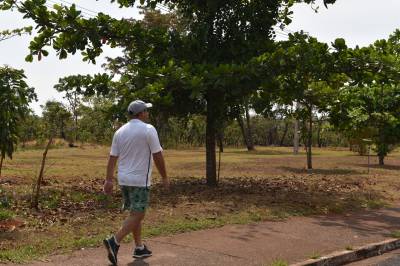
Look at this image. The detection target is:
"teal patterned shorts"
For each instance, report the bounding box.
[120,186,150,212]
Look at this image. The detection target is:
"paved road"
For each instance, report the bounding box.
[348,249,400,266]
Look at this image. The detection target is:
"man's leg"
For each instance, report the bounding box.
[130,212,152,258]
[115,211,145,244]
[132,213,145,247]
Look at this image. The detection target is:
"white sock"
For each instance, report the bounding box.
[136,244,144,250]
[113,236,120,246]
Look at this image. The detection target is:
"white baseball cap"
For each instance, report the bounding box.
[127,100,152,115]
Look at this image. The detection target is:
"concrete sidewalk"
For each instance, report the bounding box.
[6,207,400,266]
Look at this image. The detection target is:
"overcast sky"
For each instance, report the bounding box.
[1,0,400,115]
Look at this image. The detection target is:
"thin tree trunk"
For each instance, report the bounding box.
[268,125,277,146]
[378,129,385,166]
[280,120,289,146]
[74,92,78,143]
[237,114,250,149]
[244,104,255,151]
[61,120,66,140]
[378,154,385,165]
[31,135,53,209]
[317,119,322,148]
[307,107,313,170]
[293,102,300,154]
[293,119,299,155]
[217,131,224,153]
[0,155,3,178]
[206,95,217,186]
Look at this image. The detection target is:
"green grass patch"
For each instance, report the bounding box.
[0,245,41,263]
[94,193,108,202]
[32,188,72,209]
[309,252,321,260]
[365,199,387,209]
[42,194,61,209]
[390,230,400,238]
[0,208,14,221]
[269,259,289,266]
[143,209,283,239]
[268,205,318,220]
[0,228,108,263]
[70,191,89,203]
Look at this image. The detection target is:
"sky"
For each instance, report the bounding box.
[1,0,400,115]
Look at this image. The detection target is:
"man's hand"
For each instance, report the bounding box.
[103,180,113,195]
[153,151,169,191]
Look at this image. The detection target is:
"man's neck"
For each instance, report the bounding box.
[130,118,145,123]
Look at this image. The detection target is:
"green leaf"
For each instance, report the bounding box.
[25,54,33,62]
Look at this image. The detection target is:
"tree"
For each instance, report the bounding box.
[18,109,42,148]
[54,75,91,144]
[331,84,400,165]
[1,0,337,185]
[41,101,72,140]
[78,95,116,144]
[257,33,344,169]
[0,66,36,176]
[331,31,400,165]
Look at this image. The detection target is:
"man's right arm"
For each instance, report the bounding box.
[104,155,118,195]
[152,151,169,189]
[105,131,119,195]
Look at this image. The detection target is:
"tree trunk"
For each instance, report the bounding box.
[237,114,250,149]
[293,119,299,155]
[317,120,322,148]
[0,155,3,178]
[217,131,224,153]
[206,96,217,186]
[61,120,66,140]
[378,130,386,166]
[378,154,385,165]
[307,107,313,170]
[74,114,78,143]
[31,135,53,209]
[268,125,277,146]
[244,104,255,151]
[74,92,78,143]
[280,120,289,146]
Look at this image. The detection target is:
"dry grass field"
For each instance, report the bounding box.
[0,145,399,262]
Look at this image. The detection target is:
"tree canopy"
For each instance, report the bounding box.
[0,66,36,176]
[1,0,338,185]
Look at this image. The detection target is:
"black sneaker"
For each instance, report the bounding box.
[103,236,120,265]
[133,244,152,258]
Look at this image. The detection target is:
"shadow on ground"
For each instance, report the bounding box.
[278,166,360,175]
[225,149,306,156]
[127,258,150,266]
[313,207,400,238]
[358,164,400,171]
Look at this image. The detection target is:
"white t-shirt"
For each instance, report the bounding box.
[110,119,163,187]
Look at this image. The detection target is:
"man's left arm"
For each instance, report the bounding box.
[104,155,118,195]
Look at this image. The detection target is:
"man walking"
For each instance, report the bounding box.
[103,100,169,265]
